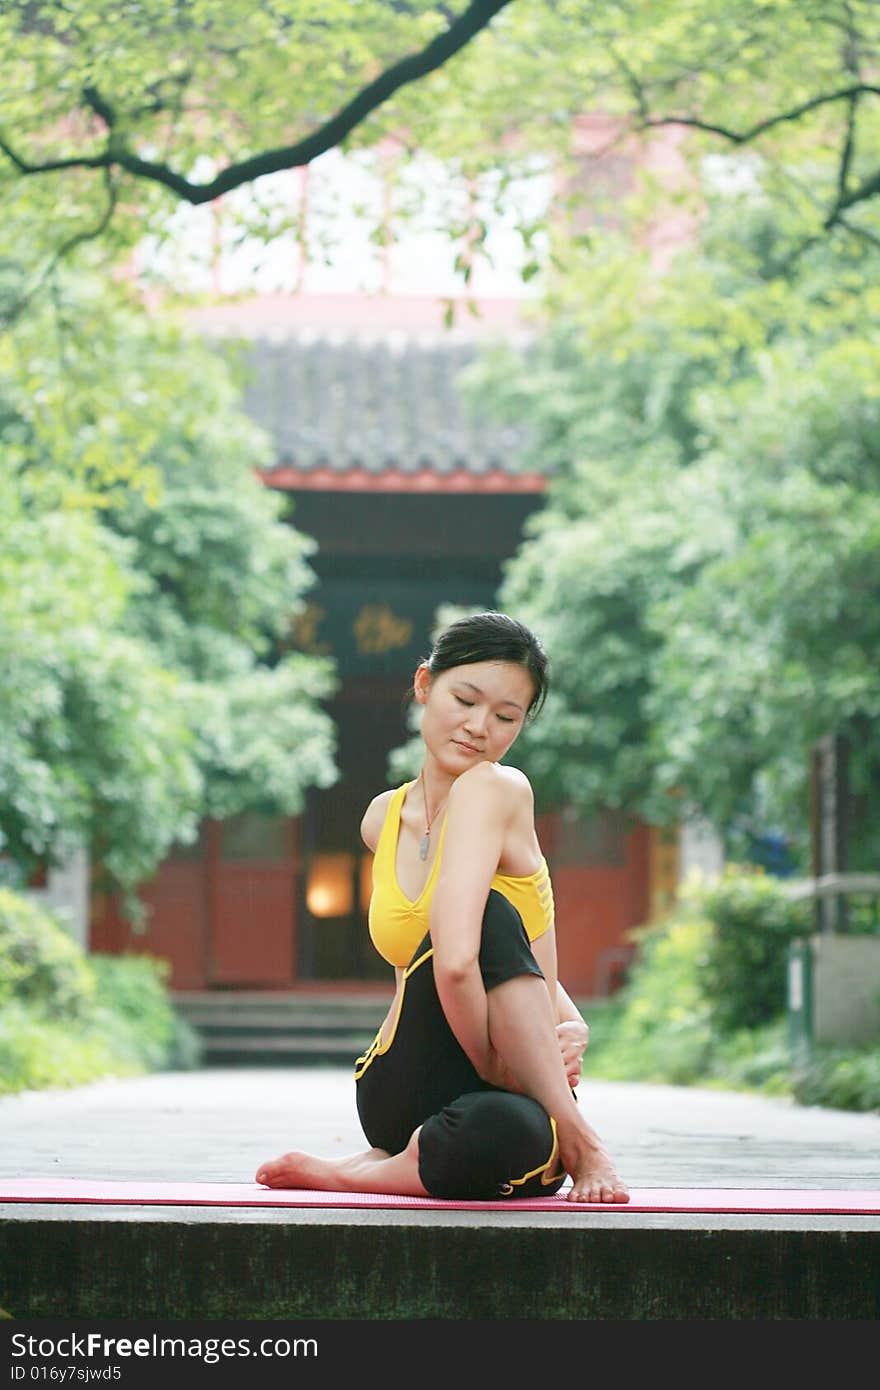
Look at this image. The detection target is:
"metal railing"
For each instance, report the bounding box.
[781,873,880,932]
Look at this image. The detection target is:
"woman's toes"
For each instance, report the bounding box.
[255,1157,284,1186]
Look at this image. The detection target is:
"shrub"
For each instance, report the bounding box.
[0,886,96,1019]
[793,1046,880,1112]
[0,887,201,1092]
[581,866,880,1112]
[589,912,717,1084]
[585,867,811,1086]
[705,1019,793,1096]
[89,953,201,1070]
[697,866,812,1033]
[0,999,130,1094]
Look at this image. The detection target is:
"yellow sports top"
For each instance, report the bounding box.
[367,779,555,969]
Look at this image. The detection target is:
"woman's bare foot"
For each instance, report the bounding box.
[255,1150,350,1190]
[557,1126,630,1204]
[255,1133,429,1197]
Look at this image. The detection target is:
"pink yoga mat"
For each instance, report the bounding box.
[1,1179,879,1214]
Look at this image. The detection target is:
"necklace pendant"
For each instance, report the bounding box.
[419,831,430,861]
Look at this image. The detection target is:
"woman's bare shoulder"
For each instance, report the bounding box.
[449,761,534,810]
[360,786,398,852]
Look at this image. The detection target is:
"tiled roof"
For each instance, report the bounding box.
[217,331,536,478]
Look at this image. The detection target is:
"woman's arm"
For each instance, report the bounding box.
[430,763,587,1087]
[429,764,511,1081]
[531,930,589,1086]
[556,980,581,1024]
[360,791,402,1047]
[555,981,590,1087]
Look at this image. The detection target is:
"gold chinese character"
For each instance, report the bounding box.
[353,604,413,655]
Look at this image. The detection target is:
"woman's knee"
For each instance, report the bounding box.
[417,1091,565,1200]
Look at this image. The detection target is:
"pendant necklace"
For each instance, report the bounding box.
[418,770,448,861]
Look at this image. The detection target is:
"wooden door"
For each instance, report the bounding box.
[207,813,298,986]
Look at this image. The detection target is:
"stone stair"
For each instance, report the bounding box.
[171,990,389,1066]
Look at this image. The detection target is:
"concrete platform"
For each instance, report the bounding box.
[2,1068,879,1321]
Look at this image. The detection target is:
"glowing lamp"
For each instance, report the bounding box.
[306,853,355,918]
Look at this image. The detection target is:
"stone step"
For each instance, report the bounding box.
[176,1007,382,1031]
[170,991,387,1066]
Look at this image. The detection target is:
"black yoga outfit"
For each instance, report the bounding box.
[354,781,566,1201]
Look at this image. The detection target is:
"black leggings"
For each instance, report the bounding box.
[354,889,566,1200]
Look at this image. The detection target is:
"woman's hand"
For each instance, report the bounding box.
[490,1020,587,1091]
[556,1017,589,1088]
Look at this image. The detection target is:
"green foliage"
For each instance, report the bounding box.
[0,475,203,892]
[616,866,809,1046]
[499,470,727,823]
[793,1045,880,1112]
[705,1020,793,1097]
[188,655,339,823]
[0,888,201,1095]
[591,909,716,1085]
[0,270,339,897]
[0,999,129,1095]
[489,203,880,864]
[1,0,878,281]
[88,953,202,1071]
[649,364,880,853]
[0,887,96,1021]
[581,873,879,1112]
[697,867,811,1033]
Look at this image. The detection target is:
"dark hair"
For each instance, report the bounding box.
[417,611,550,722]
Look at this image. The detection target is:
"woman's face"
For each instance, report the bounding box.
[414,659,537,771]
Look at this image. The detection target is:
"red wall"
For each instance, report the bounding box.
[539,812,652,998]
[91,817,299,990]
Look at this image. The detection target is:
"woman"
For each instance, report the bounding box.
[256,611,629,1204]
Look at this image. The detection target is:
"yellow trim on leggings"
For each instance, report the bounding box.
[496,1115,565,1195]
[353,946,434,1080]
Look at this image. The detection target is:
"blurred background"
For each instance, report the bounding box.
[1,1,878,1109]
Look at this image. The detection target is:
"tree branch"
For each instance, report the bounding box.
[82,84,117,130]
[640,67,880,262]
[0,170,119,332]
[837,215,880,250]
[0,0,515,205]
[827,165,880,221]
[836,92,858,204]
[835,8,860,207]
[638,83,880,146]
